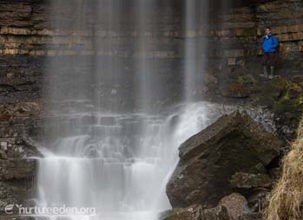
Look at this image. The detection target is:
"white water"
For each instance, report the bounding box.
[35,0,209,219]
[184,0,208,101]
[36,103,210,220]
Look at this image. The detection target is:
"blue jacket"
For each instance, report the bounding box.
[262,34,279,53]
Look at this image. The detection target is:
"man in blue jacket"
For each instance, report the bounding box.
[261,27,279,79]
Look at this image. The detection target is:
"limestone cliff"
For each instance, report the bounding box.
[0,0,303,218]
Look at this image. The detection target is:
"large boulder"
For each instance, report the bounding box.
[166,111,283,208]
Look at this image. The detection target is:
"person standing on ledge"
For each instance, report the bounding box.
[261,27,279,79]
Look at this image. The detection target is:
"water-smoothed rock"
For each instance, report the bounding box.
[166,111,283,208]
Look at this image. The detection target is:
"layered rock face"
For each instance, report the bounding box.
[208,0,303,75]
[0,0,302,104]
[0,0,48,103]
[1,0,302,109]
[206,0,303,140]
[0,5,45,207]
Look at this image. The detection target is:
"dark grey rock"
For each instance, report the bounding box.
[166,111,283,208]
[0,159,37,181]
[160,205,230,220]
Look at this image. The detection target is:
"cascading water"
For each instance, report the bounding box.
[35,0,209,219]
[184,0,209,101]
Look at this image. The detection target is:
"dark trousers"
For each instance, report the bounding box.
[262,52,277,66]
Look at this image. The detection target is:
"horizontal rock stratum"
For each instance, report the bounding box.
[166,111,283,208]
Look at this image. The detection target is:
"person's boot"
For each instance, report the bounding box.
[260,66,268,78]
[268,66,275,79]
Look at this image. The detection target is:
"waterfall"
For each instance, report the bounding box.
[184,0,209,102]
[35,1,210,219]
